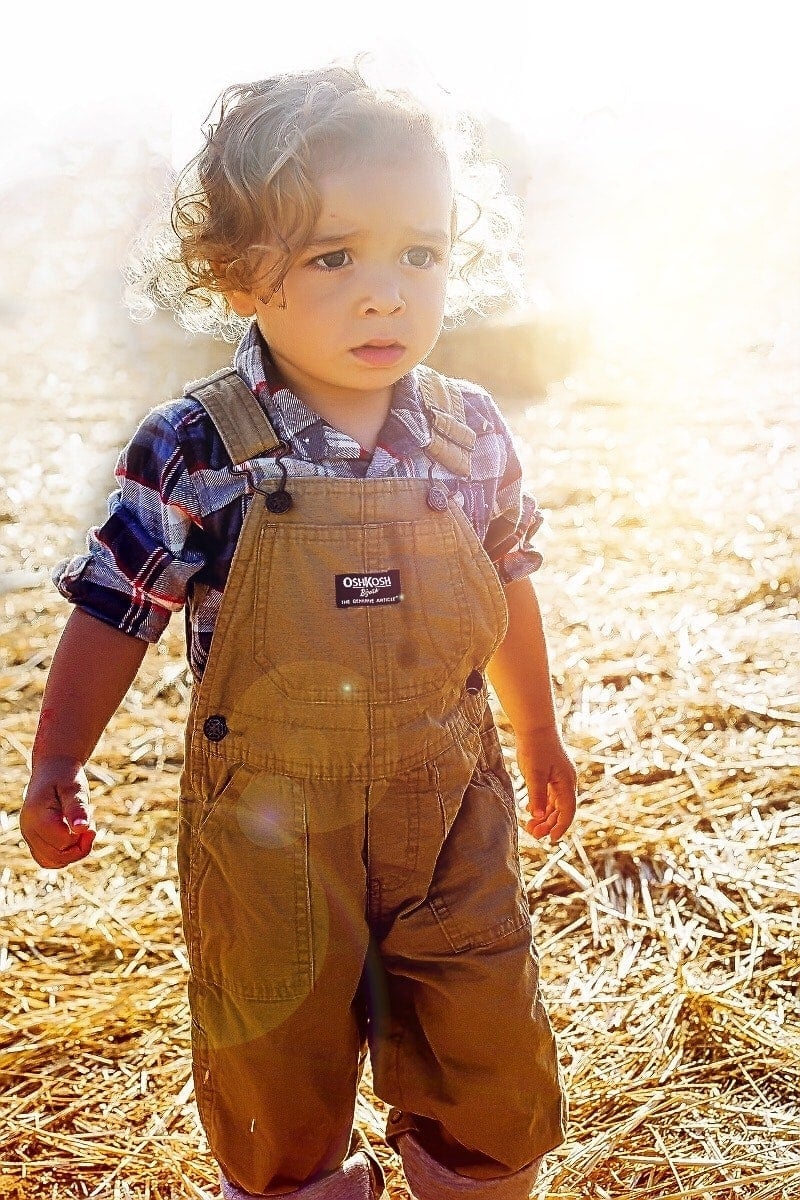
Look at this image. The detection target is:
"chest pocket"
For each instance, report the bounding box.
[252,513,477,705]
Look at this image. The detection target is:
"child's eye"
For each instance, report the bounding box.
[311,249,351,271]
[402,247,439,269]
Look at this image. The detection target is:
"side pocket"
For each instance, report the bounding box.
[185,767,314,1002]
[481,768,528,895]
[427,762,531,955]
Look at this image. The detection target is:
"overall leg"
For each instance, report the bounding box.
[367,729,566,1199]
[180,770,385,1196]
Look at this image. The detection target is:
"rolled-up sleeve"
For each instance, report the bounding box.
[54,410,207,642]
[477,395,544,584]
[485,485,544,584]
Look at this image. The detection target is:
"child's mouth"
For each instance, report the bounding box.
[350,341,406,367]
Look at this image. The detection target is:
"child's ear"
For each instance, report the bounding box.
[225,289,258,318]
[211,262,258,318]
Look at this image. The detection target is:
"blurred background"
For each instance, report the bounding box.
[3,1,798,405]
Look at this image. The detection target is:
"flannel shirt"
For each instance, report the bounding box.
[56,325,543,680]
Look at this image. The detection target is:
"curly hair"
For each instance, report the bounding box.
[126,60,523,340]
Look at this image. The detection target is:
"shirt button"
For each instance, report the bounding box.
[203,715,228,742]
[465,670,484,694]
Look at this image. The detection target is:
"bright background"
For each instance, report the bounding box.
[4,0,798,403]
[5,1,798,158]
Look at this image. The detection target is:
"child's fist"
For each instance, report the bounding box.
[20,758,96,868]
[515,727,577,843]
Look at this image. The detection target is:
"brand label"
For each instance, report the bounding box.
[335,570,402,608]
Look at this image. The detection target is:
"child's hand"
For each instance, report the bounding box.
[20,757,96,868]
[515,727,577,843]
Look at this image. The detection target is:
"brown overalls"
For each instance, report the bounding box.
[177,368,566,1196]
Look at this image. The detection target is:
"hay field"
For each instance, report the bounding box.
[1,135,799,1199]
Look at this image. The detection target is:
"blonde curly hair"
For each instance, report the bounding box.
[127,60,523,340]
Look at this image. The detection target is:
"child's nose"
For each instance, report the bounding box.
[359,271,406,317]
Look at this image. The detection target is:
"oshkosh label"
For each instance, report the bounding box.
[335,570,402,608]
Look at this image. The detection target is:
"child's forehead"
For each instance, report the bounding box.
[310,156,453,234]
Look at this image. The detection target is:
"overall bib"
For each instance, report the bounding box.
[177,369,566,1196]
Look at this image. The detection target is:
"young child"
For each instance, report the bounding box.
[21,62,577,1200]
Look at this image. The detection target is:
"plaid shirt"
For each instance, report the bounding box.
[56,325,543,679]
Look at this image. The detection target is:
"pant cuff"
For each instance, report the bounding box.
[397,1134,542,1200]
[220,1146,383,1200]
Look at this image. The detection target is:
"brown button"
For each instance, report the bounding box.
[203,715,228,742]
[426,484,449,512]
[465,670,483,694]
[265,489,292,514]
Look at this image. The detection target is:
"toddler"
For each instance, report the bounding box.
[22,61,577,1200]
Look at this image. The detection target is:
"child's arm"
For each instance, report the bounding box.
[21,609,147,869]
[487,575,577,842]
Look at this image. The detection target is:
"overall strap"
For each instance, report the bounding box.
[184,368,282,465]
[415,365,476,477]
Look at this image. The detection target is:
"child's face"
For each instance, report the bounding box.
[227,155,452,412]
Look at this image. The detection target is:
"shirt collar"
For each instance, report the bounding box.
[233,323,432,463]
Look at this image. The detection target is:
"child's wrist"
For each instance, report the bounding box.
[513,722,563,745]
[32,709,90,769]
[30,750,86,776]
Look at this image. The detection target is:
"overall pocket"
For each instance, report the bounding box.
[251,517,475,705]
[427,741,530,955]
[185,765,314,1002]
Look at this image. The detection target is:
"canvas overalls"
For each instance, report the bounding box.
[176,367,566,1198]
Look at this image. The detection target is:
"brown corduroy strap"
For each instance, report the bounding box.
[186,364,474,475]
[185,368,282,465]
[416,365,476,478]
